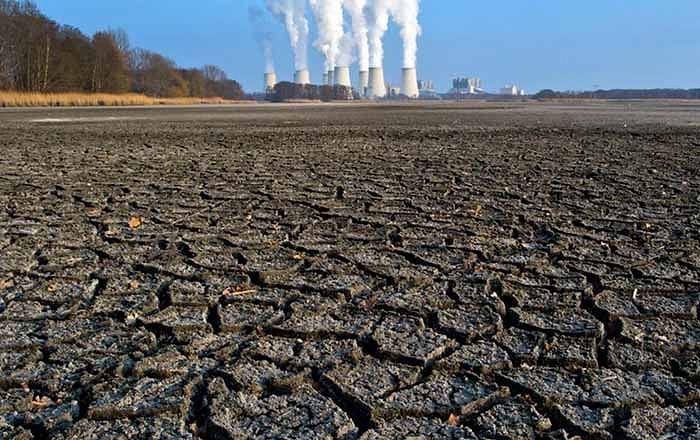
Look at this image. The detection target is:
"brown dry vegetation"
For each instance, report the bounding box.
[0,91,241,107]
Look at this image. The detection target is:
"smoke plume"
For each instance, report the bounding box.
[267,0,309,70]
[365,0,393,68]
[336,32,356,68]
[343,0,369,71]
[249,4,275,74]
[365,0,421,69]
[309,0,345,72]
[390,0,421,68]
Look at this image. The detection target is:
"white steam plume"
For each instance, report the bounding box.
[336,32,356,67]
[343,0,369,71]
[309,0,345,72]
[365,0,393,68]
[249,4,275,74]
[267,0,309,70]
[390,0,421,68]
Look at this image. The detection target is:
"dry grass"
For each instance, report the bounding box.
[0,91,241,107]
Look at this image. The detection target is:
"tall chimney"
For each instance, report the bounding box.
[294,69,310,85]
[334,66,351,87]
[327,70,335,86]
[359,70,369,97]
[264,72,277,91]
[401,68,419,98]
[367,67,387,98]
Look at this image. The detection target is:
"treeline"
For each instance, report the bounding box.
[0,0,244,98]
[534,89,700,100]
[270,82,354,102]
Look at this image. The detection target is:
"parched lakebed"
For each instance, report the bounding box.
[1,101,699,439]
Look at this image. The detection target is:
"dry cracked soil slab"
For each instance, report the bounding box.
[0,101,699,439]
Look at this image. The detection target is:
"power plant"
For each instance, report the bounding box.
[367,67,387,98]
[500,84,526,96]
[264,72,277,92]
[401,67,419,98]
[334,66,351,87]
[451,77,483,95]
[263,0,424,100]
[359,70,369,96]
[294,69,311,85]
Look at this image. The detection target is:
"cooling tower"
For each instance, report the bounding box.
[359,70,369,97]
[264,72,277,91]
[334,66,351,87]
[401,68,419,99]
[367,67,387,98]
[294,69,310,85]
[323,72,329,86]
[327,70,335,86]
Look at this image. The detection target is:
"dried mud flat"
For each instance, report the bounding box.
[0,101,699,439]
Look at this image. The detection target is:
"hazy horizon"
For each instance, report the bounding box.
[33,0,700,94]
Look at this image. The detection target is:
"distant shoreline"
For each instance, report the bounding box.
[4,91,700,109]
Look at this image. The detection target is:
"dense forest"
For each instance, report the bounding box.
[0,0,244,98]
[534,89,700,100]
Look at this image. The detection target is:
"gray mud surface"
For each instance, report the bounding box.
[1,101,699,439]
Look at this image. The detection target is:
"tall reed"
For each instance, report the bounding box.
[0,92,240,107]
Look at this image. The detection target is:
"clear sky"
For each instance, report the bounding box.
[34,0,700,94]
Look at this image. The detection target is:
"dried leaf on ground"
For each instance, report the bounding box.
[31,396,53,409]
[446,413,460,426]
[128,216,144,229]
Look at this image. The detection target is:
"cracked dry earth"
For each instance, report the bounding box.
[0,102,699,439]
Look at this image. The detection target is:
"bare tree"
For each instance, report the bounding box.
[107,28,130,56]
[0,0,246,98]
[91,32,128,93]
[202,65,227,82]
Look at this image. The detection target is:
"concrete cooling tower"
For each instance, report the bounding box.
[264,72,277,91]
[294,69,310,85]
[334,66,351,87]
[327,70,335,86]
[401,68,419,98]
[359,70,369,97]
[367,67,387,98]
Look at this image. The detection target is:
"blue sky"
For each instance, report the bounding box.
[34,0,700,93]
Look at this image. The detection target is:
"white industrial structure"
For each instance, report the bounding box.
[294,69,311,85]
[367,67,387,98]
[418,80,434,91]
[359,70,369,96]
[334,66,351,87]
[401,68,419,98]
[500,84,526,96]
[264,72,277,91]
[451,77,483,94]
[418,79,438,98]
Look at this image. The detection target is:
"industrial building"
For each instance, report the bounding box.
[451,77,483,95]
[418,80,434,91]
[418,79,438,99]
[401,68,419,98]
[500,84,526,96]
